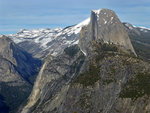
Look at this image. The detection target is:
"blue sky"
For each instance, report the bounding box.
[0,0,150,34]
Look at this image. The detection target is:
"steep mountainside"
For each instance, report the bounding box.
[20,9,150,113]
[0,35,41,113]
[79,9,136,56]
[8,18,90,59]
[0,35,41,81]
[8,15,150,60]
[123,23,150,61]
[21,45,85,113]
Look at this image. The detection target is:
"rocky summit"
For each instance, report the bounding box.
[19,8,150,113]
[0,7,150,113]
[79,9,136,56]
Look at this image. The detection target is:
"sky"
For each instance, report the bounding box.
[0,0,150,34]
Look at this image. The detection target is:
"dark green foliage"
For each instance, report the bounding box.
[102,65,117,84]
[73,111,77,113]
[92,41,120,62]
[92,41,119,55]
[74,63,100,86]
[101,43,118,52]
[120,72,150,100]
[73,41,143,87]
[102,78,115,85]
[0,82,32,113]
[79,93,91,110]
[64,45,79,57]
[62,74,67,80]
[73,42,123,86]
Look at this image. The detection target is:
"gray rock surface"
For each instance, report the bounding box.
[8,18,90,59]
[123,22,150,61]
[21,45,85,113]
[79,9,136,56]
[20,9,150,113]
[0,35,41,113]
[21,44,150,113]
[64,55,150,113]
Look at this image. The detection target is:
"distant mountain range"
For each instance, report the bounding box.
[7,17,150,60]
[0,8,150,113]
[20,9,150,113]
[7,18,90,59]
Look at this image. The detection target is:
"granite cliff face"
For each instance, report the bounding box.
[21,45,85,113]
[0,35,41,113]
[21,46,150,113]
[64,54,150,113]
[79,9,136,56]
[20,9,150,113]
[0,36,41,82]
[8,9,137,59]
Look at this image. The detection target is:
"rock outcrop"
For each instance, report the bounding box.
[79,9,136,56]
[21,44,150,113]
[123,22,150,61]
[20,9,150,113]
[0,35,41,113]
[21,45,85,113]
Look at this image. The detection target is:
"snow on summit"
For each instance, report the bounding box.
[6,8,150,59]
[8,17,90,46]
[7,18,90,58]
[92,9,102,14]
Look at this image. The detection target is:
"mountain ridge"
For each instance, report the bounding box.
[7,18,90,59]
[79,9,136,56]
[0,8,150,113]
[0,35,41,113]
[19,8,150,113]
[6,11,150,59]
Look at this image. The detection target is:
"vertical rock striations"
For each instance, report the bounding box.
[20,9,150,113]
[79,8,136,56]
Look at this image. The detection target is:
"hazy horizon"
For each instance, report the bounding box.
[0,0,150,34]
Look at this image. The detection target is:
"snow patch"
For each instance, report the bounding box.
[111,17,114,21]
[51,52,58,56]
[7,17,90,57]
[92,9,102,14]
[72,40,79,45]
[140,28,148,32]
[138,26,150,31]
[125,23,133,30]
[103,18,107,24]
[76,18,90,28]
[92,9,102,21]
[81,49,87,56]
